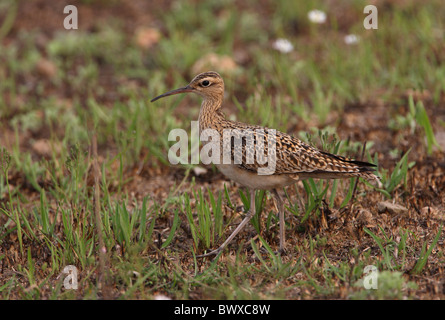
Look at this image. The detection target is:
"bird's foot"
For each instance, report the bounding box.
[273,246,288,257]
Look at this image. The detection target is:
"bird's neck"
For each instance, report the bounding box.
[198,96,225,131]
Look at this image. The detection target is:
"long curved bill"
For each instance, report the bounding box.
[150,86,193,102]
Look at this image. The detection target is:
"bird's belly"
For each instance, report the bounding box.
[216,164,295,190]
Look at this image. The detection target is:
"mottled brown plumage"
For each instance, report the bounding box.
[151,71,380,257]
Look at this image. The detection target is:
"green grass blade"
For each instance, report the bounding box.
[161,209,180,249]
[412,224,443,274]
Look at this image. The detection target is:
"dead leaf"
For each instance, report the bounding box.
[135,27,161,49]
[32,139,53,157]
[36,58,57,78]
[357,209,375,227]
[191,53,238,75]
[377,201,408,215]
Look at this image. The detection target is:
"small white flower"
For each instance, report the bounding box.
[154,294,171,300]
[344,34,360,45]
[308,10,327,24]
[193,166,208,176]
[272,38,294,54]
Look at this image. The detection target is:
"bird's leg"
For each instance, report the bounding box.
[272,189,286,254]
[294,183,305,215]
[197,189,256,258]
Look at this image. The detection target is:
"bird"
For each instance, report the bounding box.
[151,71,380,257]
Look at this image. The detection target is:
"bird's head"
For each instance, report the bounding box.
[150,71,224,103]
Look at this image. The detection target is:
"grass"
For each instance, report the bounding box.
[1,0,444,300]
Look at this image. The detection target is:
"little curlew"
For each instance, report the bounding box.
[151,71,380,257]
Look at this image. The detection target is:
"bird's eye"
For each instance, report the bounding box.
[201,80,210,87]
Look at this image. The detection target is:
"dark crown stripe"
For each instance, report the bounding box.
[193,71,220,82]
